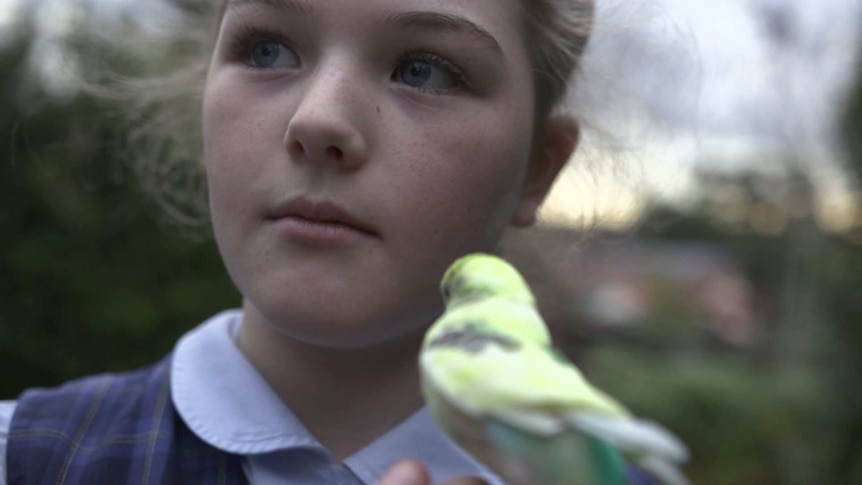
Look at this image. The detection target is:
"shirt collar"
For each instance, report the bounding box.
[172,310,320,454]
[171,310,500,483]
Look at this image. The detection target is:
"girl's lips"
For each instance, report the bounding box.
[270,216,371,246]
[267,197,378,246]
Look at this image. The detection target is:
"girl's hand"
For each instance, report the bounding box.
[378,459,489,485]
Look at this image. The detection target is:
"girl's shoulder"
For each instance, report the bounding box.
[9,356,172,438]
[2,356,246,485]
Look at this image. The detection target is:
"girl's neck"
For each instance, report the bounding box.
[235,306,427,462]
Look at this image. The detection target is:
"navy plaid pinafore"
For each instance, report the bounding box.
[7,355,248,485]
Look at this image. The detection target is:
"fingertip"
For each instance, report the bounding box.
[379,459,431,485]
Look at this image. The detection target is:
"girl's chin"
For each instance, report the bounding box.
[246,302,439,350]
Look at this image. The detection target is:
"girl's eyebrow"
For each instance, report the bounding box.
[225,0,312,15]
[383,11,503,56]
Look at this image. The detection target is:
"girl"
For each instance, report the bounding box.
[0,0,632,483]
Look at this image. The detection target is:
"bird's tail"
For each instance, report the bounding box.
[567,412,690,485]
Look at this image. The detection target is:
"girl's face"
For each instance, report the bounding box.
[203,0,556,347]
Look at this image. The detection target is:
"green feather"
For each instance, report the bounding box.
[484,419,628,485]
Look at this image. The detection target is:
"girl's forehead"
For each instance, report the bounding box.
[220,0,526,39]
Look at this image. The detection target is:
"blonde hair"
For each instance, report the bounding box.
[521,0,595,120]
[105,0,595,233]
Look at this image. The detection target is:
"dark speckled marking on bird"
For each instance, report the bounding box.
[442,273,464,300]
[429,322,521,354]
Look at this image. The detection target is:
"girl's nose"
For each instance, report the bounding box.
[284,69,369,169]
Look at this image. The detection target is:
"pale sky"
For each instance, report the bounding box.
[661,0,859,137]
[541,0,862,230]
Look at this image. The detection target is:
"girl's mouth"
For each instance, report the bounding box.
[267,196,378,246]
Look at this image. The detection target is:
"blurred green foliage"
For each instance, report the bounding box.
[0,11,238,397]
[586,346,821,484]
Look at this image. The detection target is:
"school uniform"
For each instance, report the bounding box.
[0,311,654,484]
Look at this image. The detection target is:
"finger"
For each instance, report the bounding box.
[378,459,431,485]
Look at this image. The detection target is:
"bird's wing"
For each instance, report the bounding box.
[421,338,688,463]
[421,338,628,432]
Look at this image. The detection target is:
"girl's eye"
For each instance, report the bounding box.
[250,41,300,69]
[393,55,465,92]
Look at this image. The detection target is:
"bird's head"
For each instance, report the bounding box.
[440,253,536,308]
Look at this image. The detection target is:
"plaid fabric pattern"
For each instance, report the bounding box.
[627,467,658,485]
[7,355,248,485]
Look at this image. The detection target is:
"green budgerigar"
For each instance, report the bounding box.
[420,253,689,485]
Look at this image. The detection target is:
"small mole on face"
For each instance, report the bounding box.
[376,106,381,114]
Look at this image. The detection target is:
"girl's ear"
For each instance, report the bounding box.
[511,116,580,227]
